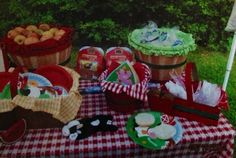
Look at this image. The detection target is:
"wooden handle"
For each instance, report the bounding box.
[185,62,199,105]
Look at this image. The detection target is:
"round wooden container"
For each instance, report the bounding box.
[4,25,73,69]
[135,51,187,81]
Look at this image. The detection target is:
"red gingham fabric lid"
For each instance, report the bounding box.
[99,62,151,101]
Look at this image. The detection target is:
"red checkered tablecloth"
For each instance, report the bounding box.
[0,80,235,158]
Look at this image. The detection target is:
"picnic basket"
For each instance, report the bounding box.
[0,66,82,129]
[99,62,151,113]
[148,62,228,125]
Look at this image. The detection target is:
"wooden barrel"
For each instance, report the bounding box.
[9,45,72,69]
[135,51,187,81]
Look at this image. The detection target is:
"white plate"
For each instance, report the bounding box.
[21,72,52,87]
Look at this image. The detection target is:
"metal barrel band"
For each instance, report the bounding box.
[135,56,187,70]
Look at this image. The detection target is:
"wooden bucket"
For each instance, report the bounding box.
[135,51,187,81]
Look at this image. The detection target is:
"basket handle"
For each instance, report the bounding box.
[185,62,199,105]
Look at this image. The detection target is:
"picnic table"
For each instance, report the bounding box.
[0,80,235,158]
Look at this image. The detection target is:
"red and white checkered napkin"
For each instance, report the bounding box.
[99,63,151,101]
[0,80,235,158]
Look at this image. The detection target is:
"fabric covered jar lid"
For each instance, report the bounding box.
[128,21,196,56]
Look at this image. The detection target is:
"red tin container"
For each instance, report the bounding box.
[76,46,105,80]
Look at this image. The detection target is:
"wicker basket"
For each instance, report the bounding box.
[0,66,82,129]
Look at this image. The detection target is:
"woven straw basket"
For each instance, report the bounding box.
[0,66,82,129]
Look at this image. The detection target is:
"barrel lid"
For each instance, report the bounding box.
[128,22,196,56]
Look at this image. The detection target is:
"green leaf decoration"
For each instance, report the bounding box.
[0,82,12,99]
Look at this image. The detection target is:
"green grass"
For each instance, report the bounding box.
[66,47,78,69]
[187,47,236,157]
[187,47,236,127]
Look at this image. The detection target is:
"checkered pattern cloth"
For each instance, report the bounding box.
[99,63,151,101]
[0,80,235,158]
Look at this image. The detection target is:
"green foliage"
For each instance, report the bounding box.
[0,0,234,51]
[78,19,130,46]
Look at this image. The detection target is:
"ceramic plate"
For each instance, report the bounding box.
[126,111,183,150]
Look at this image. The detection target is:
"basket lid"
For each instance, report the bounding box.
[128,22,196,56]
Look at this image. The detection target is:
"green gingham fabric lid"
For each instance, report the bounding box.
[128,22,196,56]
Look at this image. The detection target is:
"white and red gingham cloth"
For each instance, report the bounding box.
[0,80,235,158]
[99,63,151,101]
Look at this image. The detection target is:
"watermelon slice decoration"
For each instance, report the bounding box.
[0,119,27,145]
[106,61,139,85]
